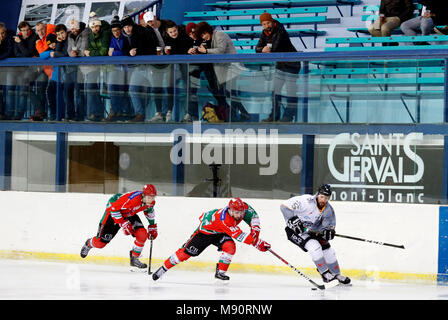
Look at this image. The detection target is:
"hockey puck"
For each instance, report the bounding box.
[311,288,318,290]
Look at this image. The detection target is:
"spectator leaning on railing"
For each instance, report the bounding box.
[66,19,90,121]
[0,22,16,120]
[84,18,111,121]
[368,0,414,40]
[31,21,56,121]
[255,12,301,122]
[195,21,250,122]
[103,16,133,122]
[13,21,39,120]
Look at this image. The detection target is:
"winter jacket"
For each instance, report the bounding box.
[379,0,415,22]
[109,33,131,56]
[122,24,157,56]
[87,20,111,56]
[14,31,39,57]
[53,37,69,58]
[67,22,90,57]
[35,24,56,54]
[0,29,15,60]
[163,26,193,55]
[255,20,300,74]
[39,49,57,81]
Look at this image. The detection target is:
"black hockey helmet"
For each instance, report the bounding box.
[317,184,332,196]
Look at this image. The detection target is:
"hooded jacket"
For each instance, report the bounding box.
[67,22,90,57]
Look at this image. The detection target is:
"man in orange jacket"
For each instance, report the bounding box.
[30,22,55,121]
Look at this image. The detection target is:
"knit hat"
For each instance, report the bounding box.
[185,22,196,35]
[259,12,274,24]
[46,33,57,45]
[110,16,121,29]
[89,19,101,29]
[121,15,134,27]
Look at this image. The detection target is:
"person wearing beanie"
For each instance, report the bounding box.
[66,19,90,121]
[85,17,111,121]
[104,16,133,122]
[255,12,301,122]
[39,32,58,121]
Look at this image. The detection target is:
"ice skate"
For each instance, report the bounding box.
[215,264,230,282]
[335,274,351,285]
[80,239,91,258]
[152,265,168,281]
[130,251,147,272]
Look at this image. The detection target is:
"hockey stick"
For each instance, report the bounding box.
[147,238,153,275]
[268,248,326,290]
[335,233,405,249]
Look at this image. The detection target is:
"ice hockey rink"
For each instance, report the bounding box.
[2,259,448,301]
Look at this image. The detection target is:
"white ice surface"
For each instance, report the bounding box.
[1,259,448,300]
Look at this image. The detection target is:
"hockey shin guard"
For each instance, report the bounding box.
[164,248,191,270]
[131,228,148,258]
[305,239,328,274]
[323,247,340,275]
[218,241,236,272]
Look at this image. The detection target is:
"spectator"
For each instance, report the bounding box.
[13,21,39,120]
[255,12,301,122]
[67,19,90,121]
[195,21,250,122]
[119,14,159,122]
[31,21,56,121]
[163,20,200,121]
[0,22,16,120]
[184,22,232,122]
[39,33,58,121]
[142,11,175,122]
[104,16,132,122]
[367,0,414,38]
[401,1,448,40]
[85,18,111,121]
[53,23,77,121]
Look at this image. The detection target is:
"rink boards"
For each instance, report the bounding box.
[0,191,445,284]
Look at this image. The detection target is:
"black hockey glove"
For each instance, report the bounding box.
[322,228,335,241]
[287,217,305,234]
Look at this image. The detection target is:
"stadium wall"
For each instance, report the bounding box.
[0,191,444,284]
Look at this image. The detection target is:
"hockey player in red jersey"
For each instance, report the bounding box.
[152,197,271,281]
[80,184,159,270]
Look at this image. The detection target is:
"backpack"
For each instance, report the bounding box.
[201,102,229,122]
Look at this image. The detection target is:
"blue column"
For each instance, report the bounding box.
[172,133,185,196]
[55,132,67,192]
[438,206,448,283]
[301,134,315,195]
[0,131,12,190]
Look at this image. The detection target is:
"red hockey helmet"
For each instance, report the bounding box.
[143,184,157,197]
[228,198,247,212]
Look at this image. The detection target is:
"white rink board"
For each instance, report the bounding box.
[0,191,440,276]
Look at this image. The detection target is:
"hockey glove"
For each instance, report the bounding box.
[148,223,158,240]
[119,220,133,236]
[254,238,271,252]
[322,228,335,241]
[287,217,305,234]
[250,225,260,244]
